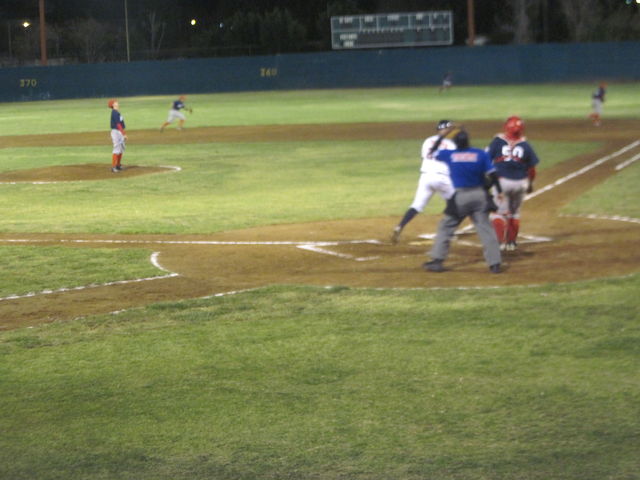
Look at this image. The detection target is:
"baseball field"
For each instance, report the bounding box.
[1,83,639,479]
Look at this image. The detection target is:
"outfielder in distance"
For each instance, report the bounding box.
[486,116,540,251]
[391,120,457,244]
[160,95,192,132]
[589,82,606,126]
[108,99,126,173]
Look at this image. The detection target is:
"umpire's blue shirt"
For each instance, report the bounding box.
[436,148,495,189]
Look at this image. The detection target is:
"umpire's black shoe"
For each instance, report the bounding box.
[489,263,502,274]
[423,259,445,273]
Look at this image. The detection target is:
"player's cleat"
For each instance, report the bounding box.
[506,241,517,251]
[111,167,120,173]
[489,263,502,274]
[390,226,402,244]
[423,259,445,273]
[499,243,507,251]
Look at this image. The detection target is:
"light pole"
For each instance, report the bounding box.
[124,0,131,62]
[39,0,47,65]
[467,0,476,46]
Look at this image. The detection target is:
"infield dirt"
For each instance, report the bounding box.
[1,118,639,329]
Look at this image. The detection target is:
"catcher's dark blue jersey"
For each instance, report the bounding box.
[487,135,539,180]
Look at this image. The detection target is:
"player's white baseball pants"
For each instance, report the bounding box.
[111,129,126,155]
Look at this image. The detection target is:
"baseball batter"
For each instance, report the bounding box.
[108,99,126,173]
[391,120,456,244]
[486,116,539,251]
[160,95,191,131]
[425,129,503,274]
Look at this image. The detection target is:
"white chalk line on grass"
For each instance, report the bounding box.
[525,139,640,200]
[0,239,383,303]
[0,251,178,303]
[560,213,640,225]
[615,152,640,171]
[455,139,640,236]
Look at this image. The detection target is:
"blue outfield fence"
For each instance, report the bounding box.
[1,41,639,102]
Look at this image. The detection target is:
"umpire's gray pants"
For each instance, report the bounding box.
[429,187,502,267]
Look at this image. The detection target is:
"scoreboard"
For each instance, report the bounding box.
[331,11,453,50]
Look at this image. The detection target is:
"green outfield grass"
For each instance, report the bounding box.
[1,84,639,479]
[0,82,638,135]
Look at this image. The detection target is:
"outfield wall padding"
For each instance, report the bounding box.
[1,41,638,102]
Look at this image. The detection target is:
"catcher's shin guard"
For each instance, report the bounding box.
[491,214,507,244]
[507,217,520,243]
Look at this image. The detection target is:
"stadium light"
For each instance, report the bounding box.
[22,21,31,28]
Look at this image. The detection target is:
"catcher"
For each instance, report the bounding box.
[486,116,540,251]
[160,95,192,131]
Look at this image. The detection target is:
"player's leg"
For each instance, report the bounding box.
[110,131,121,172]
[392,175,432,243]
[468,191,501,271]
[505,181,526,250]
[161,110,176,131]
[490,179,509,249]
[176,112,187,130]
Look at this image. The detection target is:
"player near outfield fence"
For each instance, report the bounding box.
[108,99,126,173]
[391,119,457,244]
[486,116,539,251]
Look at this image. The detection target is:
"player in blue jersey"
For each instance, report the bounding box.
[108,99,126,172]
[486,116,539,251]
[589,82,606,126]
[160,95,192,132]
[424,128,503,274]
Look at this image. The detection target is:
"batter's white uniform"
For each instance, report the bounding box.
[409,135,456,212]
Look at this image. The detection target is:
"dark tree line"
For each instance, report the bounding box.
[0,0,638,65]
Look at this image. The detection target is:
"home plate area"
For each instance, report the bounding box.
[300,228,551,263]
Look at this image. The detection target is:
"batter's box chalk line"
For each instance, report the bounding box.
[417,232,552,247]
[297,239,383,261]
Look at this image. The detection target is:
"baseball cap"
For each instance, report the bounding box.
[437,119,453,130]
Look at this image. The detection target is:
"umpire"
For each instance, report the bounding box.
[424,129,503,274]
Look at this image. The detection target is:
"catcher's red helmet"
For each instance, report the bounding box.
[504,116,524,138]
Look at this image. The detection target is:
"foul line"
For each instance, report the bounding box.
[0,252,178,303]
[525,140,640,200]
[560,213,640,225]
[456,139,640,236]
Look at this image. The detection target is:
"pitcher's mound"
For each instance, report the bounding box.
[0,163,179,183]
